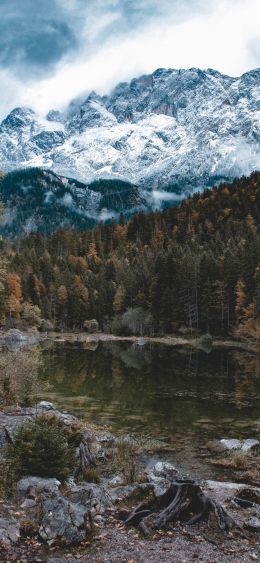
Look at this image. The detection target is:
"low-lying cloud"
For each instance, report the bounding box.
[0,0,259,118]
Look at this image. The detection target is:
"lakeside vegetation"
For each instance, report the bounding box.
[0,172,259,342]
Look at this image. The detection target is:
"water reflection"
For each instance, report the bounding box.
[40,342,260,442]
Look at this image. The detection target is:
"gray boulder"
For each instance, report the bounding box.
[0,517,20,549]
[0,413,33,447]
[67,481,113,517]
[17,476,61,499]
[204,480,248,504]
[6,329,23,341]
[39,495,92,546]
[17,477,93,546]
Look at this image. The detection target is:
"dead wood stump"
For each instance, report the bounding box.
[75,434,96,478]
[123,479,237,535]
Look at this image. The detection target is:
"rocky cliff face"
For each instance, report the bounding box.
[0,67,259,200]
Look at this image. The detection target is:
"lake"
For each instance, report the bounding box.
[39,340,260,478]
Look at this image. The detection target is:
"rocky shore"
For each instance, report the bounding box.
[0,402,259,562]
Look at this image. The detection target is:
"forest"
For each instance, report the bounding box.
[0,172,259,339]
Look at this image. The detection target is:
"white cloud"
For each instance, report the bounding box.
[1,0,259,118]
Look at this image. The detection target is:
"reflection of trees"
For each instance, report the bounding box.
[111,359,125,387]
[103,342,152,371]
[83,342,99,352]
[232,352,260,408]
[40,343,260,436]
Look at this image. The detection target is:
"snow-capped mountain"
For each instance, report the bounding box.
[0,67,259,201]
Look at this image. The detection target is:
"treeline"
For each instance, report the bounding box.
[0,172,259,338]
[0,168,143,236]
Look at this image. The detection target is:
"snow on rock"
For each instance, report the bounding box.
[0,68,259,195]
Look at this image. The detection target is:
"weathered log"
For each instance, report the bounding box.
[75,435,96,478]
[123,479,238,535]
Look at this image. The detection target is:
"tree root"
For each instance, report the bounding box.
[122,479,238,535]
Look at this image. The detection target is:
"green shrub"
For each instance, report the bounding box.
[9,416,73,480]
[83,319,99,333]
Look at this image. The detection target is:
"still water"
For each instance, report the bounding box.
[39,340,260,477]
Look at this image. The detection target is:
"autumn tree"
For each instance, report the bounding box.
[5,273,22,317]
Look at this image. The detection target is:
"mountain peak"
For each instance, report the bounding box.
[0,67,259,190]
[1,107,36,130]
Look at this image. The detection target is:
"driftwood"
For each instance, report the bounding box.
[76,435,96,477]
[122,479,237,535]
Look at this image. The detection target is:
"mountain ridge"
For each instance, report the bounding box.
[0,66,259,199]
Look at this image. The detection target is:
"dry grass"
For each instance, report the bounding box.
[0,458,17,498]
[110,438,139,484]
[81,466,100,483]
[0,346,44,406]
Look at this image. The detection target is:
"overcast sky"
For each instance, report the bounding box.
[0,0,259,118]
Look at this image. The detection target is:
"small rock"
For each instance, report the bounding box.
[56,412,78,426]
[150,461,178,478]
[146,461,178,496]
[37,401,55,411]
[94,515,105,525]
[220,439,242,450]
[220,438,259,451]
[21,498,37,509]
[106,474,125,487]
[241,439,259,452]
[244,517,260,532]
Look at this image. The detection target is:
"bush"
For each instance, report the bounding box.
[9,416,73,480]
[112,308,153,336]
[83,319,99,333]
[40,319,54,332]
[21,302,42,327]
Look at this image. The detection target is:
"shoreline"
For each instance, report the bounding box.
[46,331,259,354]
[0,328,258,353]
